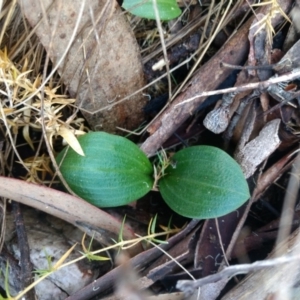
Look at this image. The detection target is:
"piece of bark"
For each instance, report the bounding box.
[221,227,300,300]
[232,210,300,258]
[235,119,281,178]
[203,13,270,135]
[194,209,246,273]
[11,202,35,300]
[177,238,300,298]
[234,97,257,151]
[290,0,300,33]
[140,0,293,157]
[1,208,101,299]
[274,38,300,74]
[101,292,187,300]
[0,245,22,295]
[251,147,296,201]
[221,153,300,300]
[203,92,235,134]
[18,0,146,132]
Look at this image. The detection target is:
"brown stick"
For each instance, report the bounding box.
[140,0,293,157]
[0,177,142,255]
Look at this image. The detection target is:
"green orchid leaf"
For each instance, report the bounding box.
[56,132,154,207]
[159,146,250,219]
[122,0,181,21]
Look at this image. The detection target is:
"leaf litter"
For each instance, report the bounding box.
[1,0,300,299]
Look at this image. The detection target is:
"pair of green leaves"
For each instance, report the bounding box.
[122,0,181,21]
[56,132,250,219]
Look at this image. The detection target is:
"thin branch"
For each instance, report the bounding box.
[176,68,300,107]
[177,253,300,296]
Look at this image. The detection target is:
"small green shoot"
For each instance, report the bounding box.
[152,149,172,190]
[33,244,77,277]
[111,215,139,252]
[80,233,110,261]
[147,214,169,244]
[159,216,177,240]
[117,215,127,245]
[33,250,54,277]
[1,262,12,300]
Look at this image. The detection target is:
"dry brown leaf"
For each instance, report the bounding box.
[58,126,85,156]
[19,0,146,132]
